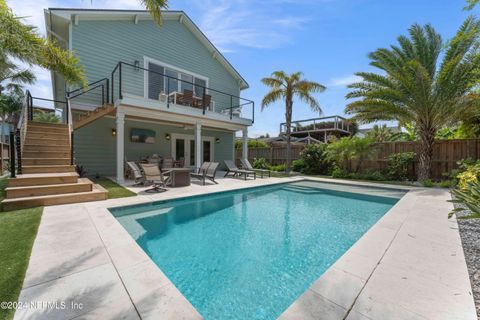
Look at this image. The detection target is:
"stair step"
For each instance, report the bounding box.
[6,178,93,198]
[23,158,71,165]
[8,172,78,187]
[23,144,70,152]
[27,126,69,134]
[28,121,68,128]
[23,151,71,158]
[22,165,75,174]
[26,138,70,146]
[2,184,107,211]
[26,132,70,140]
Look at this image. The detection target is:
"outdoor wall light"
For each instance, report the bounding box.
[134,60,140,71]
[215,137,220,144]
[165,133,171,140]
[111,128,117,137]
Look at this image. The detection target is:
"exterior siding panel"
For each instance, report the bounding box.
[71,19,240,109]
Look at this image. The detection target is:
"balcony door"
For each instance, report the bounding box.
[171,133,214,167]
[144,56,209,101]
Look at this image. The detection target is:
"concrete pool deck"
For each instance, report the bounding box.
[13,176,477,320]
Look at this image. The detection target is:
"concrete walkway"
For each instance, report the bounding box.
[13,177,477,320]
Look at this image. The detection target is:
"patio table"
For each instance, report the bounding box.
[167,168,191,187]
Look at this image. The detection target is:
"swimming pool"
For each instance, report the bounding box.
[110,180,406,320]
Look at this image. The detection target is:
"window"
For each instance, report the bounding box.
[147,63,164,100]
[194,78,206,97]
[145,59,208,100]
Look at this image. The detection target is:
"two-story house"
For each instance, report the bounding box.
[46,8,253,183]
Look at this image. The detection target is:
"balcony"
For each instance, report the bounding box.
[280,116,356,142]
[67,62,254,126]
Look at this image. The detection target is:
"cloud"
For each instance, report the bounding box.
[193,0,312,52]
[329,74,362,87]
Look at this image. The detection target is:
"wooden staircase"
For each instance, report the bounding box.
[2,122,107,211]
[73,103,115,130]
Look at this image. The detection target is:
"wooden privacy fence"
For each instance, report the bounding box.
[235,145,304,166]
[236,139,480,180]
[358,139,480,180]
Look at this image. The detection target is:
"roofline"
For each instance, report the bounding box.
[45,8,249,89]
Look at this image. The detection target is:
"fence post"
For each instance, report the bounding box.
[9,132,15,178]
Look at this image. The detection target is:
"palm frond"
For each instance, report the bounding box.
[139,0,168,25]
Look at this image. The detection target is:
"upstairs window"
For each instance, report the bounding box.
[146,58,208,100]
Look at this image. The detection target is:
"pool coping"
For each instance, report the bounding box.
[14,177,476,320]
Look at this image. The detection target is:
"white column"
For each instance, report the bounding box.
[242,127,248,160]
[116,111,125,184]
[195,122,202,170]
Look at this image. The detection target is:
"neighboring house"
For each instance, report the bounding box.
[45,8,253,182]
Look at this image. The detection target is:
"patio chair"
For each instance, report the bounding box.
[224,160,256,180]
[191,162,219,185]
[162,157,174,170]
[240,158,271,178]
[182,89,194,107]
[139,163,171,193]
[126,161,145,185]
[197,94,211,111]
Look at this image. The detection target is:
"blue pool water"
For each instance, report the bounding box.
[111,181,405,320]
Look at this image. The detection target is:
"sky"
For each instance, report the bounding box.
[7,0,476,137]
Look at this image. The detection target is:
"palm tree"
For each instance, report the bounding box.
[140,0,169,24]
[345,18,480,181]
[466,0,479,10]
[261,71,326,172]
[0,0,86,86]
[365,124,394,142]
[0,53,35,95]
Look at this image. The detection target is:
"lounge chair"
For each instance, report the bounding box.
[224,160,256,180]
[240,158,271,178]
[140,163,171,193]
[126,161,145,185]
[191,162,219,185]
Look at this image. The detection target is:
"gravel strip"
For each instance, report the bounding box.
[452,194,480,318]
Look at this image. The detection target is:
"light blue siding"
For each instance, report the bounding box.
[74,117,234,176]
[70,19,241,109]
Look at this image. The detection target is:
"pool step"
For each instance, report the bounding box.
[2,184,107,211]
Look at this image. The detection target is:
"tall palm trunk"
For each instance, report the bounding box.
[418,126,435,181]
[285,99,293,173]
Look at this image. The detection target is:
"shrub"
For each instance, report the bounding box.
[235,140,268,149]
[456,162,480,190]
[423,179,434,187]
[449,180,480,219]
[386,152,416,181]
[326,137,376,172]
[292,159,306,172]
[269,164,287,172]
[331,167,349,179]
[439,180,455,188]
[252,157,269,169]
[33,111,61,123]
[296,144,333,175]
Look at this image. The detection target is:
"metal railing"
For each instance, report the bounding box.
[111,61,254,122]
[67,78,109,111]
[9,90,74,177]
[280,115,355,135]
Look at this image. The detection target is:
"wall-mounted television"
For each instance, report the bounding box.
[131,128,156,144]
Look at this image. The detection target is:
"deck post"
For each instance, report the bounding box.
[242,127,248,160]
[116,110,125,184]
[195,122,202,171]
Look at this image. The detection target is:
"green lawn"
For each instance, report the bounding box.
[0,177,43,320]
[91,177,137,199]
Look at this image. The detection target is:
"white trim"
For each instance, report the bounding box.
[121,93,252,129]
[170,132,215,167]
[143,56,209,99]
